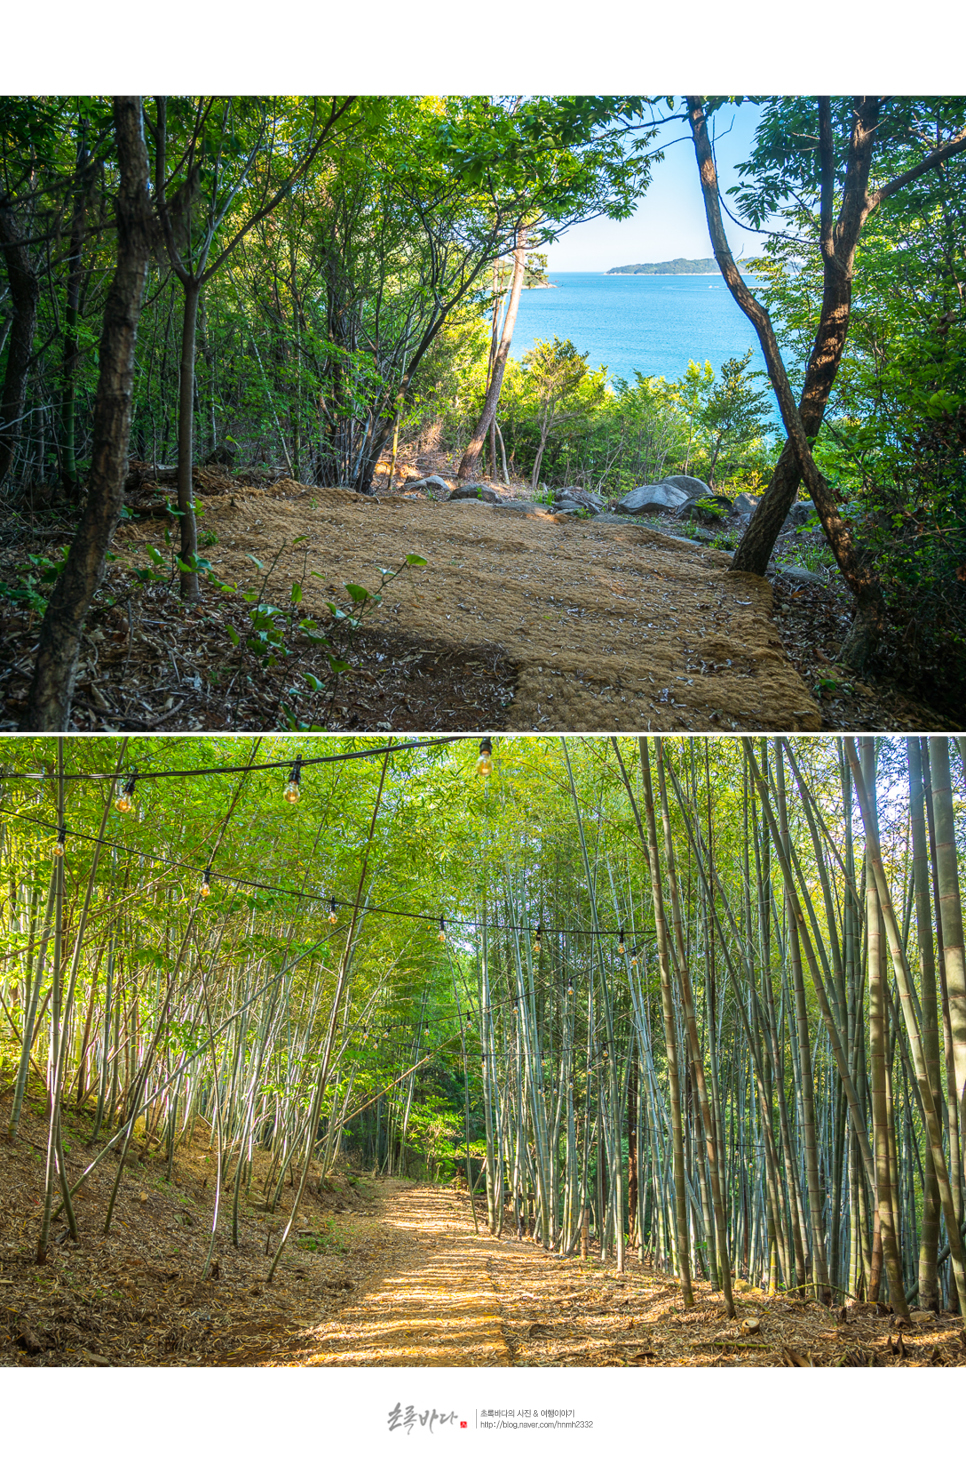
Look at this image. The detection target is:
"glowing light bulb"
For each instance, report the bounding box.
[630,953,639,967]
[618,928,625,957]
[115,772,137,813]
[533,926,542,956]
[200,868,211,898]
[283,756,302,803]
[476,736,493,778]
[328,898,338,924]
[438,917,446,943]
[51,827,66,858]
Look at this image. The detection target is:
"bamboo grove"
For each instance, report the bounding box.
[0,735,964,1317]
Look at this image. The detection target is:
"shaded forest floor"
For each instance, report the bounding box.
[0,465,955,733]
[2,1097,964,1369]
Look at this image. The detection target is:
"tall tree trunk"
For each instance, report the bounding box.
[846,738,966,1318]
[639,739,693,1306]
[772,746,831,1301]
[61,127,93,498]
[725,97,966,583]
[0,200,40,487]
[929,737,966,1158]
[626,1042,638,1246]
[23,99,153,730]
[863,737,909,1316]
[909,737,941,1309]
[655,739,735,1316]
[457,226,527,480]
[730,95,875,576]
[177,279,202,600]
[686,96,887,670]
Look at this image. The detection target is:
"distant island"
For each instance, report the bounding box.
[607,257,719,275]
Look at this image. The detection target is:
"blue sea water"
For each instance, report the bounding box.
[512,271,770,391]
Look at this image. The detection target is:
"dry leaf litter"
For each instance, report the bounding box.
[2,1100,963,1370]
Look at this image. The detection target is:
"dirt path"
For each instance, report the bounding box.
[271,1186,512,1367]
[2,1115,963,1369]
[254,1182,966,1370]
[120,483,822,732]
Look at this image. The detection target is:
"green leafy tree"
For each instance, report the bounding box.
[686,93,966,668]
[146,95,360,599]
[516,336,607,490]
[697,350,773,488]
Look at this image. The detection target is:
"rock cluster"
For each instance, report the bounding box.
[399,469,827,586]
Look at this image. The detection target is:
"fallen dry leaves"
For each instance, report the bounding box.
[3,1101,964,1371]
[0,1090,408,1369]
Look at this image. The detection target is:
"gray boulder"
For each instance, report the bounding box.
[404,474,452,495]
[614,482,691,515]
[733,492,758,516]
[555,485,603,512]
[592,513,637,525]
[769,563,828,585]
[491,498,547,515]
[448,483,500,503]
[553,499,584,513]
[783,500,815,530]
[676,494,734,524]
[663,474,715,500]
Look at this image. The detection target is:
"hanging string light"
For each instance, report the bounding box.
[51,825,67,858]
[200,867,212,899]
[283,756,303,803]
[617,927,625,957]
[115,771,137,814]
[438,917,446,943]
[476,737,493,778]
[13,803,659,959]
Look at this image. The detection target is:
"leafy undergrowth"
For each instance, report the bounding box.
[0,523,518,732]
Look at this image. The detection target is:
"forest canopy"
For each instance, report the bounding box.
[1,94,964,716]
[2,733,965,1317]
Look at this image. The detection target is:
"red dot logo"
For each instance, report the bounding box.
[460,1422,467,1429]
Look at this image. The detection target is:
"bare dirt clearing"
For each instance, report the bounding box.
[119,482,822,732]
[1,474,953,732]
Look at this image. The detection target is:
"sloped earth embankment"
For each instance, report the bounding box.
[117,483,822,732]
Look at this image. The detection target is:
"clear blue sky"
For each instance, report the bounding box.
[544,100,767,272]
